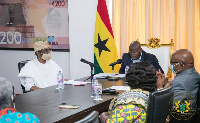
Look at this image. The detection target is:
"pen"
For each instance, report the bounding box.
[74,84,85,86]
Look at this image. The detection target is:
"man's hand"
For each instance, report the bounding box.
[156,70,165,89]
[30,86,40,91]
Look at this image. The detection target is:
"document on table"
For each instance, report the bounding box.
[64,80,91,85]
[114,74,125,78]
[59,103,80,109]
[110,86,130,91]
[94,73,125,79]
[94,73,112,78]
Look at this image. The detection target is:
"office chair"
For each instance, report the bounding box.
[18,60,30,93]
[74,111,99,123]
[146,86,174,123]
[194,86,200,122]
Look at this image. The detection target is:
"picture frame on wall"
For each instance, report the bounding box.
[0,0,69,51]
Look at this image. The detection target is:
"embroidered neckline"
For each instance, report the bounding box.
[108,89,149,115]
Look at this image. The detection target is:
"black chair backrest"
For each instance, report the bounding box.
[194,85,200,122]
[146,86,174,123]
[74,111,99,123]
[18,60,30,93]
[18,60,30,73]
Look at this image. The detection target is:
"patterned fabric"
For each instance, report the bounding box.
[0,108,39,123]
[0,108,16,117]
[106,104,146,123]
[107,89,149,123]
[34,41,49,52]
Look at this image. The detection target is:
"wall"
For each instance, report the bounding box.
[69,0,98,80]
[0,50,70,94]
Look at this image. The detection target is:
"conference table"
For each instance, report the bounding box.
[15,77,126,123]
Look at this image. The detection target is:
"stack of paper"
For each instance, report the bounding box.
[114,74,125,78]
[94,73,112,78]
[64,80,91,85]
[110,86,130,91]
[94,73,125,79]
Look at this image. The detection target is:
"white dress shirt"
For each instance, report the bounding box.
[18,58,62,91]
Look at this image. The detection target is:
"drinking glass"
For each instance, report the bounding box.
[94,83,103,100]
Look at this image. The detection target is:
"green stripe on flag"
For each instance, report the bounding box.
[94,54,103,74]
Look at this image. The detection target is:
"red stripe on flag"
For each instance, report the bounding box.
[97,0,114,38]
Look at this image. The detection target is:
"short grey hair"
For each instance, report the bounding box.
[0,77,13,109]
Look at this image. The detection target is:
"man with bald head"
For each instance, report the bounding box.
[119,41,164,74]
[18,41,63,91]
[156,49,200,123]
[169,49,200,100]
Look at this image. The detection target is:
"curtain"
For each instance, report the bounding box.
[113,0,200,73]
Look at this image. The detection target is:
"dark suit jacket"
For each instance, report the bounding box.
[172,67,200,101]
[119,51,164,74]
[170,68,200,123]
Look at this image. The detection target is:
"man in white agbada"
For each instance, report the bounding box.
[18,41,62,91]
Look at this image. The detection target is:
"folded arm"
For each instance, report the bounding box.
[23,77,40,91]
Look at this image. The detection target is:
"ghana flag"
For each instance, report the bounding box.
[94,0,119,74]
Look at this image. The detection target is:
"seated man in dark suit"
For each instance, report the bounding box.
[156,49,200,123]
[119,41,164,74]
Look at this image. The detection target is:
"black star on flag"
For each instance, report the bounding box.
[94,33,111,57]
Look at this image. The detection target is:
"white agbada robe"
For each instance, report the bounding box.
[18,58,62,91]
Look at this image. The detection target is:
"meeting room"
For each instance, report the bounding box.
[0,0,200,123]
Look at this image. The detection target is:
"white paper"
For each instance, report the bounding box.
[94,73,121,78]
[64,80,91,85]
[94,73,112,78]
[110,86,130,91]
[114,74,125,78]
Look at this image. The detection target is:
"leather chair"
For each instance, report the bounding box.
[74,111,99,123]
[18,60,30,72]
[18,60,30,93]
[194,86,200,122]
[146,86,174,123]
[141,38,174,80]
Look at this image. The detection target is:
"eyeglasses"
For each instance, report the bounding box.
[170,62,185,66]
[129,48,141,54]
[39,48,51,54]
[129,50,139,54]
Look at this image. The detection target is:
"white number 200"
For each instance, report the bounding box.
[0,31,22,44]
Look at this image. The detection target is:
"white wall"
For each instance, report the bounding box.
[69,0,98,80]
[0,50,70,94]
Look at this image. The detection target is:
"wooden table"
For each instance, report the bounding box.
[15,78,126,123]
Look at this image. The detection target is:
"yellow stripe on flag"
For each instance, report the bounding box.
[94,12,119,73]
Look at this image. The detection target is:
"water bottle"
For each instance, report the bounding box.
[125,65,129,75]
[91,76,98,97]
[56,71,64,90]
